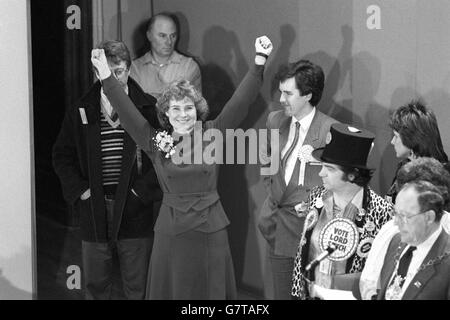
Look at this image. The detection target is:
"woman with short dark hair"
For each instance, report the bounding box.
[387,100,448,203]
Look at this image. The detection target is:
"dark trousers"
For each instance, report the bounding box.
[81,199,152,300]
[268,247,295,300]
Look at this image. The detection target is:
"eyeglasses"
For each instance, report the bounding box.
[111,68,129,78]
[392,209,426,223]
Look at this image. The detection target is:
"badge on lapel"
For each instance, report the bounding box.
[79,107,88,124]
[294,201,308,216]
[304,208,319,231]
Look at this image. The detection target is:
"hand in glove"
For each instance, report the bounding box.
[254,35,273,65]
[91,49,111,80]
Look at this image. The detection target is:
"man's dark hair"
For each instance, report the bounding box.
[389,100,448,162]
[397,157,450,211]
[275,60,325,106]
[338,165,373,187]
[96,40,131,69]
[401,180,445,222]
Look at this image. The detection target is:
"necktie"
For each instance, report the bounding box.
[282,122,300,170]
[395,246,417,287]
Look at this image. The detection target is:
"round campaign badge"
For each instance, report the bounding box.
[315,196,324,209]
[356,208,366,221]
[294,201,308,215]
[304,208,319,231]
[356,237,374,258]
[325,132,332,144]
[298,144,314,162]
[363,220,376,233]
[319,218,359,261]
[347,126,361,133]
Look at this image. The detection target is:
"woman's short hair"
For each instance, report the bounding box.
[156,80,209,131]
[389,100,448,162]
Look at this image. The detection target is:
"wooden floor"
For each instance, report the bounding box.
[36,213,258,300]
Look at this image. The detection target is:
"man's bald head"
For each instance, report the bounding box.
[146,13,178,60]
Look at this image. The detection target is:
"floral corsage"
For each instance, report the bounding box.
[153,131,176,158]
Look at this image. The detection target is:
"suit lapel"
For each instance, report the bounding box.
[84,104,105,227]
[278,115,291,153]
[378,237,405,299]
[302,109,322,148]
[111,132,136,239]
[84,95,103,198]
[402,230,449,300]
[273,114,291,190]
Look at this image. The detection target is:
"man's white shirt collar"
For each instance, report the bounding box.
[351,188,364,211]
[290,107,316,134]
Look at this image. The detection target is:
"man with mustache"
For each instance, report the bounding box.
[131,12,201,98]
[258,60,338,299]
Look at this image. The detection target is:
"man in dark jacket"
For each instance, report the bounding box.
[53,40,162,299]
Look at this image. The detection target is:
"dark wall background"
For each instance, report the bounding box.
[31,0,92,225]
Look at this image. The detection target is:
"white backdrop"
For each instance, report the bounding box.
[0,0,35,299]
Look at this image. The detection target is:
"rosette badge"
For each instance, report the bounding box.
[153,131,176,158]
[296,145,314,186]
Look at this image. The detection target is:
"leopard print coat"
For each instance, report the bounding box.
[291,185,393,299]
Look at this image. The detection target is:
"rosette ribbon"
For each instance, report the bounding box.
[297,145,314,185]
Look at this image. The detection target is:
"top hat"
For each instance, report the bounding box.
[312,123,375,169]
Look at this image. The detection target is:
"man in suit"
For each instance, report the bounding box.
[359,157,450,300]
[378,180,450,300]
[258,60,338,299]
[53,40,162,299]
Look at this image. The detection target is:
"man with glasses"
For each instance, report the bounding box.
[360,157,450,300]
[377,180,450,299]
[53,40,162,299]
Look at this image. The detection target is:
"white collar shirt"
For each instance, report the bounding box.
[282,108,316,185]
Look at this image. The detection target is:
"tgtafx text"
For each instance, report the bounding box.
[181,304,270,317]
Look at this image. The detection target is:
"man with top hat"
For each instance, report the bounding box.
[291,123,393,300]
[258,60,338,299]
